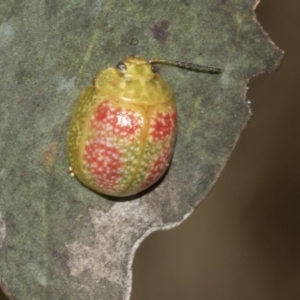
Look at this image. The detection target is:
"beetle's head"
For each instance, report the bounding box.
[94,56,173,104]
[115,56,157,81]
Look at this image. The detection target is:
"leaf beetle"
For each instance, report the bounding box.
[67,56,221,197]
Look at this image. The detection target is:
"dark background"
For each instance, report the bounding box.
[0,0,299,299]
[131,0,300,299]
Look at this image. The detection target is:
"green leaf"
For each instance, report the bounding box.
[0,0,283,299]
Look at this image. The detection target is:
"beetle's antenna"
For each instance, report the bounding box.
[149,59,222,74]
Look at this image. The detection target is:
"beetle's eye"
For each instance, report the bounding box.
[151,64,159,73]
[116,62,127,72]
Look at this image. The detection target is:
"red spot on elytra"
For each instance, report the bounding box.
[91,101,143,140]
[141,146,172,190]
[84,140,122,189]
[150,109,177,142]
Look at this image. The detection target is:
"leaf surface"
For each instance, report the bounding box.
[0,0,282,299]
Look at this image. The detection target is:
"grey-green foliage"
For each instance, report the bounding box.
[0,0,282,299]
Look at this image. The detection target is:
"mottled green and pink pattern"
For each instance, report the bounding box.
[68,56,177,197]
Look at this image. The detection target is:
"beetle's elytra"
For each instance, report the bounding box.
[67,56,222,197]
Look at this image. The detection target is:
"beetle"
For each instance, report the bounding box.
[67,56,222,197]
